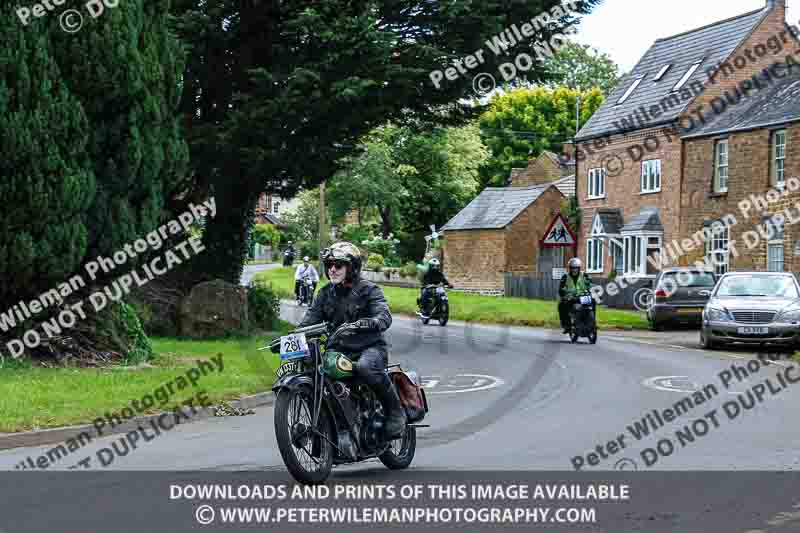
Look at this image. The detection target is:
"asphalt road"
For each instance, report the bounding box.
[2,269,800,531]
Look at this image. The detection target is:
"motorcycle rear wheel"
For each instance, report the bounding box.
[379,426,416,470]
[274,387,334,485]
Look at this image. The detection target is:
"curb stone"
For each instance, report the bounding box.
[0,391,274,452]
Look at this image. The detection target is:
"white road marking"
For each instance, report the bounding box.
[422,374,505,395]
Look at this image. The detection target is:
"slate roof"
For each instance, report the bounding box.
[620,208,664,233]
[442,184,554,231]
[682,67,800,138]
[551,175,575,197]
[575,7,767,141]
[594,208,623,235]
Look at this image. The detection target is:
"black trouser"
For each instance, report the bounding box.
[420,287,433,314]
[354,345,401,414]
[558,300,573,329]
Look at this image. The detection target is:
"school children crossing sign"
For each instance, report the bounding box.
[541,214,577,247]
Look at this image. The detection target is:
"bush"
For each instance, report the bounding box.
[252,224,281,248]
[366,253,385,271]
[341,224,373,246]
[248,281,281,330]
[95,301,154,365]
[400,261,418,278]
[362,234,400,264]
[299,241,318,260]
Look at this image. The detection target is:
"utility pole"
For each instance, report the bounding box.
[319,181,328,253]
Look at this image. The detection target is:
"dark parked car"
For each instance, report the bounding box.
[647,268,717,330]
[701,272,800,350]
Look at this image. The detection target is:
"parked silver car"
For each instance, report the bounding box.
[700,272,800,350]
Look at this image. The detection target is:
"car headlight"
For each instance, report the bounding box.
[777,309,800,322]
[706,307,732,321]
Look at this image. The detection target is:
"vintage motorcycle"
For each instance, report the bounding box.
[282,249,295,267]
[265,322,428,484]
[416,284,449,326]
[297,277,315,306]
[568,291,598,344]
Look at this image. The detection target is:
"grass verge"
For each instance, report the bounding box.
[255,267,648,331]
[0,323,290,433]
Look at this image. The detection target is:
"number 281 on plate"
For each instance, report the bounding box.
[280,333,309,360]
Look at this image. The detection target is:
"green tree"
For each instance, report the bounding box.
[543,42,622,94]
[478,86,604,188]
[49,0,189,272]
[0,7,95,307]
[281,189,324,250]
[252,224,281,249]
[170,0,601,284]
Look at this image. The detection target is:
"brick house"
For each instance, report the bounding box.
[441,152,575,292]
[574,0,800,279]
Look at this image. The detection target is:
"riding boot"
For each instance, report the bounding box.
[374,376,407,439]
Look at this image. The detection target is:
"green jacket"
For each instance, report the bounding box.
[559,273,591,301]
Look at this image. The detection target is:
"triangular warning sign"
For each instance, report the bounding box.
[541,214,577,247]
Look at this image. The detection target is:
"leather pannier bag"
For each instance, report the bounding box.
[390,368,428,423]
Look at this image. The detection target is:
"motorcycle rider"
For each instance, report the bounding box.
[419,258,452,319]
[294,256,320,304]
[283,241,296,266]
[297,241,407,439]
[558,258,593,333]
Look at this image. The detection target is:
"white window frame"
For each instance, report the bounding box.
[617,76,644,105]
[672,60,702,91]
[586,238,604,274]
[587,168,606,199]
[620,233,663,277]
[704,223,730,276]
[640,160,662,193]
[772,129,786,188]
[653,64,671,81]
[610,238,624,274]
[766,216,785,272]
[714,139,729,193]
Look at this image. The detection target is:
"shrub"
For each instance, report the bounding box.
[362,234,400,262]
[341,224,373,246]
[252,224,281,248]
[400,261,418,278]
[366,253,385,271]
[248,281,281,330]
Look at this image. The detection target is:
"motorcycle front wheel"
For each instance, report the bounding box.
[274,387,334,485]
[379,426,416,470]
[438,302,449,326]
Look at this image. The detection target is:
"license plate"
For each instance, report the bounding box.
[280,333,309,360]
[275,359,304,379]
[737,327,769,335]
[676,308,702,314]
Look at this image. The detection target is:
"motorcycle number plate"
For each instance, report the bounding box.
[275,359,304,379]
[280,333,309,360]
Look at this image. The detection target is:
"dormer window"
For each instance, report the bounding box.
[617,76,645,105]
[653,64,671,81]
[673,59,703,91]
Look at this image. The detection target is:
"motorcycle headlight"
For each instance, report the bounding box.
[705,307,732,322]
[777,308,800,322]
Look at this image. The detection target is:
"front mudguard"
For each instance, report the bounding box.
[272,373,315,394]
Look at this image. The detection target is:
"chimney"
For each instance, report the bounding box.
[766,0,786,19]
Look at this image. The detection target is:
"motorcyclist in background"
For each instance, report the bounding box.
[297,242,407,439]
[294,256,320,304]
[558,258,592,334]
[419,258,453,319]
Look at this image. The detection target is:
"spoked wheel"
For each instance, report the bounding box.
[438,302,449,326]
[379,425,417,469]
[274,387,334,485]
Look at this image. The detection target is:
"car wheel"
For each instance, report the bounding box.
[700,329,716,350]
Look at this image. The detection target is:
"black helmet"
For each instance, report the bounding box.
[320,241,362,282]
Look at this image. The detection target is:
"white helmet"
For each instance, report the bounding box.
[429,258,441,269]
[568,258,582,270]
[303,256,310,262]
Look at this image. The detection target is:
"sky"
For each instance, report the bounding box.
[572,0,800,73]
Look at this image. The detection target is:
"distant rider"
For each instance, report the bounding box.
[558,258,592,333]
[419,258,452,319]
[294,256,320,303]
[297,242,407,439]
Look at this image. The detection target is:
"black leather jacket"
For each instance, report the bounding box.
[298,278,392,353]
[422,269,449,286]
